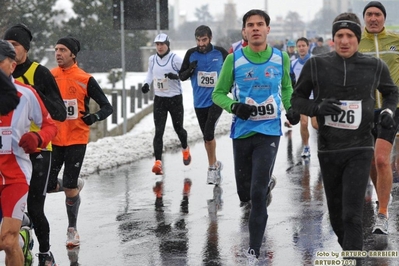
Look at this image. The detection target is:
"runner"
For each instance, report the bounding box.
[179,25,228,185]
[48,36,113,247]
[4,23,66,265]
[0,40,57,266]
[291,12,398,260]
[212,9,299,264]
[142,33,190,175]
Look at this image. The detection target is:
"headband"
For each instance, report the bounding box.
[332,20,361,43]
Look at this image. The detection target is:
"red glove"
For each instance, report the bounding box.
[19,132,42,153]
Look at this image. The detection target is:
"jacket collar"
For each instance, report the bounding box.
[362,27,386,39]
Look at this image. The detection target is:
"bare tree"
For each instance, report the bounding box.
[194,4,213,23]
[284,11,305,39]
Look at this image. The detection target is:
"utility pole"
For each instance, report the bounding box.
[156,0,161,34]
[120,0,127,134]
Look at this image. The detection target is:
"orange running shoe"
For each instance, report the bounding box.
[152,160,163,175]
[182,178,192,196]
[182,147,191,166]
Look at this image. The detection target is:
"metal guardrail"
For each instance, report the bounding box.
[89,82,155,142]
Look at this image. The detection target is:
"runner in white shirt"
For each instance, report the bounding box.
[142,33,191,175]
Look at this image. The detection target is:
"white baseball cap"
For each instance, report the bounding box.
[153,33,169,43]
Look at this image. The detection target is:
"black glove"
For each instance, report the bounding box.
[285,108,300,125]
[164,73,179,80]
[316,98,342,115]
[379,109,395,129]
[141,83,149,94]
[80,111,98,125]
[189,60,198,73]
[231,103,256,120]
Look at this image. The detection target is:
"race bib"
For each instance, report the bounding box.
[0,127,12,154]
[64,99,78,120]
[154,78,169,92]
[197,71,218,87]
[324,100,362,130]
[247,95,278,121]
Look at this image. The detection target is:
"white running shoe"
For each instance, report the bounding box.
[245,248,259,266]
[66,227,80,247]
[301,146,311,157]
[207,161,223,185]
[372,213,388,235]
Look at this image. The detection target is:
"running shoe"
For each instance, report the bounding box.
[152,160,163,175]
[301,146,311,157]
[37,251,57,266]
[372,213,388,235]
[182,178,192,196]
[266,175,277,207]
[66,227,80,247]
[245,248,259,266]
[20,227,33,266]
[207,161,223,185]
[182,146,191,165]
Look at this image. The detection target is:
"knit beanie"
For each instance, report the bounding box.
[3,23,32,51]
[363,1,386,18]
[56,36,81,56]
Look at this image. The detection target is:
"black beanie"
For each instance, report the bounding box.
[56,36,81,56]
[363,1,386,18]
[3,23,32,51]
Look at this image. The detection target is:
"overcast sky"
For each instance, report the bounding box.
[171,0,323,22]
[55,0,323,23]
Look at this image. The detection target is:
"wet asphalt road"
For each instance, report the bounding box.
[2,125,399,266]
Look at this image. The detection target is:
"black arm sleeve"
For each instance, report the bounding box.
[179,48,196,81]
[86,77,113,120]
[33,65,67,122]
[291,60,319,117]
[214,46,229,61]
[0,70,19,115]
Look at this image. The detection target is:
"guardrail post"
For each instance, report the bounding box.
[138,83,143,109]
[130,85,136,113]
[112,91,118,124]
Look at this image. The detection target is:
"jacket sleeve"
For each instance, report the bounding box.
[179,48,195,81]
[0,70,19,115]
[33,65,67,122]
[291,59,319,117]
[87,77,113,120]
[212,54,235,112]
[378,60,399,113]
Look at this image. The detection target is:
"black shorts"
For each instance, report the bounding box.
[373,109,399,144]
[194,104,223,141]
[48,144,87,190]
